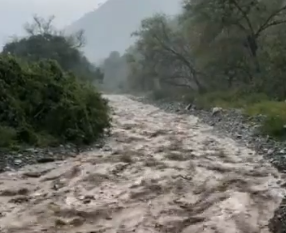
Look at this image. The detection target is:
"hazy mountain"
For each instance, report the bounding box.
[66,0,181,62]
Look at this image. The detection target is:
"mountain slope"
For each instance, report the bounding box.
[66,0,181,62]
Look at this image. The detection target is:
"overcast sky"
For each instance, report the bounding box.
[0,0,106,44]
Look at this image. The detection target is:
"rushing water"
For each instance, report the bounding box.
[0,95,284,233]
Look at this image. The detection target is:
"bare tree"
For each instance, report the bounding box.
[66,29,86,48]
[24,15,56,35]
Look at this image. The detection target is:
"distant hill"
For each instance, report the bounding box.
[66,0,181,62]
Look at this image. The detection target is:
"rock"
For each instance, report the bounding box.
[48,151,54,156]
[211,107,223,116]
[25,148,38,153]
[22,171,43,178]
[185,104,192,111]
[14,159,22,165]
[95,143,103,148]
[36,158,56,163]
[267,149,275,156]
[269,197,286,233]
[102,146,112,151]
[279,149,286,154]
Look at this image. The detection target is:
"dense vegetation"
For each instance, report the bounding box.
[0,16,110,151]
[105,0,286,138]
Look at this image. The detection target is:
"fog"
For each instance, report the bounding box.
[0,0,181,92]
[0,0,106,47]
[65,0,181,62]
[0,0,180,62]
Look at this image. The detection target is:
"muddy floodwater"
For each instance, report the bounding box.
[0,95,285,233]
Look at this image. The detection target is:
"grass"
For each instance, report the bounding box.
[189,91,269,109]
[245,101,286,138]
[196,92,286,139]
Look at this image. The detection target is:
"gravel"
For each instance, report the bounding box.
[132,95,286,233]
[0,141,106,172]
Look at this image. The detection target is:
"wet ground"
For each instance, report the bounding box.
[0,95,285,233]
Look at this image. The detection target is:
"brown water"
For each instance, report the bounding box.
[0,95,285,233]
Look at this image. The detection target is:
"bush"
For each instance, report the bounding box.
[0,55,111,149]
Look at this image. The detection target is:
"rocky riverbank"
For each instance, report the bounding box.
[131,94,286,233]
[0,141,106,172]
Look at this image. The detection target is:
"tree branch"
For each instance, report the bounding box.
[255,6,286,37]
[229,0,255,35]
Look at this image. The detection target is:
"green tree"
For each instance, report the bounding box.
[122,0,286,138]
[124,0,286,98]
[129,13,204,92]
[2,15,103,84]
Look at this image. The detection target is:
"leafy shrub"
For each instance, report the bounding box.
[0,55,111,149]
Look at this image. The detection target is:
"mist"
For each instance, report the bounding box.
[66,0,181,63]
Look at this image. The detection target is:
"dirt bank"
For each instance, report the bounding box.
[0,95,284,233]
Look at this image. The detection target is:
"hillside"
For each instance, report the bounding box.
[66,0,181,62]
